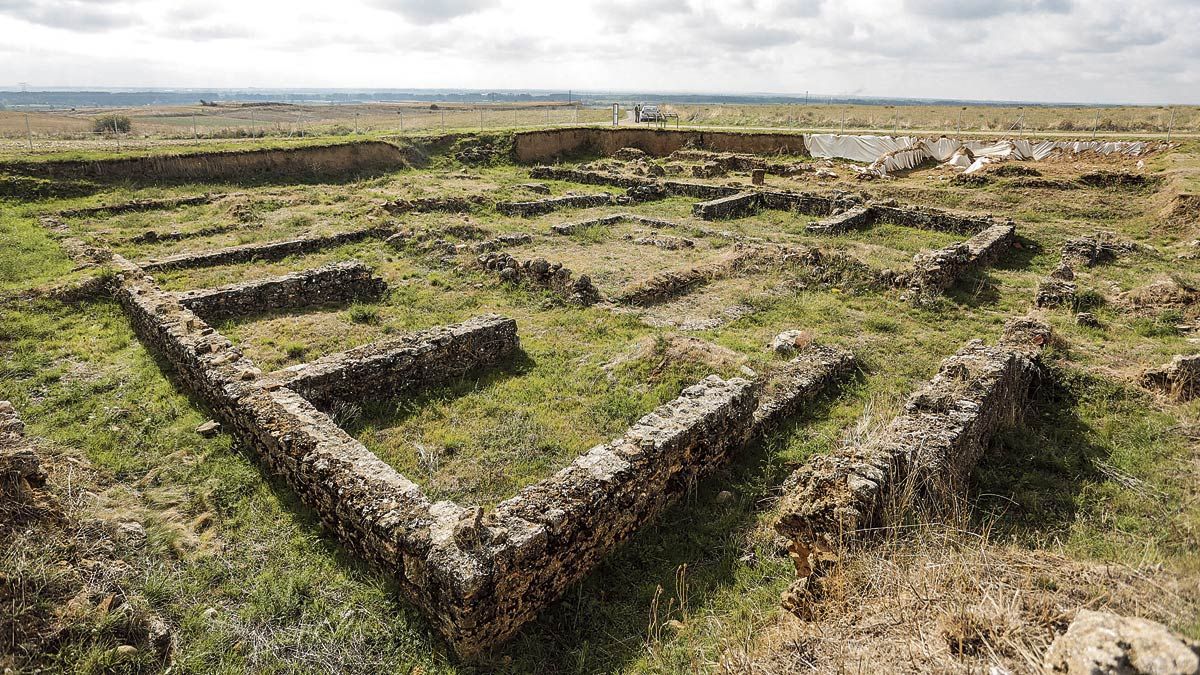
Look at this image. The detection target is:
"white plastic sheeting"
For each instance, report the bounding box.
[803,134,1156,177]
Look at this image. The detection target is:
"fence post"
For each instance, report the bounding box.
[1166,107,1176,143]
[25,112,33,151]
[441,109,445,132]
[480,108,484,131]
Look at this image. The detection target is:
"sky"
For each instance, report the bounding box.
[0,0,1197,104]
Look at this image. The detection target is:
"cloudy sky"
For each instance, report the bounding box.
[0,0,1196,104]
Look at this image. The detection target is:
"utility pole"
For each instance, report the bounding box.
[957,106,965,134]
[193,112,198,138]
[25,112,32,150]
[1166,107,1176,143]
[479,107,484,131]
[440,109,445,132]
[1091,111,1100,139]
[840,109,845,133]
[399,111,404,132]
[354,112,359,134]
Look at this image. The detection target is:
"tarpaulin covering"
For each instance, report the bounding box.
[803,134,1156,177]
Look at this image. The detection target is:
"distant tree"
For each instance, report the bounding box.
[430,103,439,110]
[92,113,132,134]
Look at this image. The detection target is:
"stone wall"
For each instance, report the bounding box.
[265,315,520,409]
[773,318,1052,614]
[869,204,1000,235]
[551,213,680,235]
[901,224,1017,298]
[475,252,601,305]
[381,196,485,215]
[176,261,387,322]
[140,226,389,272]
[661,180,742,200]
[692,192,761,220]
[528,166,655,189]
[57,194,223,218]
[496,194,614,217]
[806,206,874,234]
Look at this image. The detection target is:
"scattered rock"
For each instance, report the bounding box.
[1141,354,1199,401]
[771,330,812,355]
[518,182,551,195]
[195,420,220,437]
[715,490,734,504]
[1075,312,1101,328]
[1044,609,1200,674]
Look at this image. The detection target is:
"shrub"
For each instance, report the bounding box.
[92,114,132,134]
[347,304,380,325]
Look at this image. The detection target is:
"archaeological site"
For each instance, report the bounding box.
[2,123,1198,674]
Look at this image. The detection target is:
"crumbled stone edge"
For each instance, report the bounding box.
[475,252,601,306]
[772,317,1053,616]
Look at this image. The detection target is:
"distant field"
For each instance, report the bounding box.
[658,102,1199,136]
[1,100,1196,157]
[0,102,610,155]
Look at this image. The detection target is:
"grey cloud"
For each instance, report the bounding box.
[0,0,137,31]
[173,24,255,41]
[369,0,496,25]
[769,0,824,18]
[904,0,1071,20]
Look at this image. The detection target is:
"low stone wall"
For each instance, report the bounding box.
[691,189,855,221]
[496,194,614,217]
[753,346,857,433]
[140,226,389,272]
[661,180,742,200]
[176,261,387,322]
[1141,354,1199,401]
[869,204,1000,235]
[551,213,680,235]
[266,315,519,409]
[805,206,873,234]
[475,252,601,305]
[693,192,761,220]
[632,234,693,250]
[57,194,223,218]
[381,195,485,215]
[528,166,655,189]
[773,318,1052,614]
[128,222,243,245]
[759,189,851,217]
[901,224,1017,298]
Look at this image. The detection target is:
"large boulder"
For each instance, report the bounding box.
[1044,610,1200,674]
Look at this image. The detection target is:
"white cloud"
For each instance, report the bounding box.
[0,0,1194,103]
